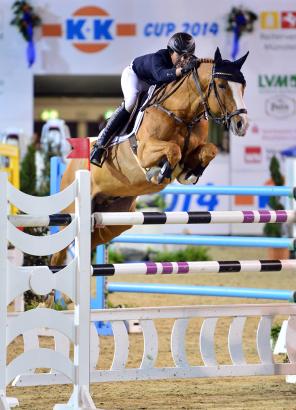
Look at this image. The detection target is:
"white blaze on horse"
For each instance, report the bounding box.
[51,47,249,266]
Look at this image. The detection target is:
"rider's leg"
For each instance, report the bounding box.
[90,104,130,166]
[121,63,149,112]
[90,64,145,167]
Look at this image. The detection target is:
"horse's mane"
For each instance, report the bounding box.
[176,57,213,69]
[197,58,214,64]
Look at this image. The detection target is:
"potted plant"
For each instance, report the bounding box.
[263,155,289,259]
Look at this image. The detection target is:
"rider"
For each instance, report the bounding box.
[90,32,197,167]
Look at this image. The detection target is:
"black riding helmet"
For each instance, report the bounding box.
[167,32,195,55]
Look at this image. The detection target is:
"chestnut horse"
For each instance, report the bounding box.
[51,47,249,266]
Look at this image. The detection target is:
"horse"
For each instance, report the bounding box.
[51,47,249,267]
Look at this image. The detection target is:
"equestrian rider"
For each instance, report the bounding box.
[90,32,197,167]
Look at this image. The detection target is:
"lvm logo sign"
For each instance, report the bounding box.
[258,74,296,91]
[41,6,136,53]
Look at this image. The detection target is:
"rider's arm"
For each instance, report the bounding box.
[150,54,181,83]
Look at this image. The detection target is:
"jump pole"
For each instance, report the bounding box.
[112,234,296,249]
[107,283,295,301]
[9,209,296,227]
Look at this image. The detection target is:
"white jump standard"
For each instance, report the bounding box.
[1,169,296,409]
[0,171,95,409]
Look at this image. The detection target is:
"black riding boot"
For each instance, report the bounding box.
[90,104,130,167]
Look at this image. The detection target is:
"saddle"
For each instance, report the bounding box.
[109,85,157,151]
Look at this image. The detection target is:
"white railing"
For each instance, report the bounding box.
[11,303,296,386]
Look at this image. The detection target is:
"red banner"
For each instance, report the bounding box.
[67,138,90,170]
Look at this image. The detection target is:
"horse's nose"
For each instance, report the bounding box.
[237,120,243,130]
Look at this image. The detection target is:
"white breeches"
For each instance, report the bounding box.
[121,64,150,113]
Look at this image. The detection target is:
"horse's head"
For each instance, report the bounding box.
[205,47,249,136]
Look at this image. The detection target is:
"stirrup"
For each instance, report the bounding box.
[90,145,108,167]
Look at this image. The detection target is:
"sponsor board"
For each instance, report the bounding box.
[231,119,296,173]
[258,73,296,93]
[265,95,295,118]
[41,5,219,54]
[244,146,262,163]
[259,10,296,51]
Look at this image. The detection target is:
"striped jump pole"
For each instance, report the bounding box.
[8,213,75,227]
[94,210,296,225]
[9,209,296,228]
[89,259,296,276]
[45,259,296,301]
[107,282,296,301]
[112,234,296,249]
[47,259,296,276]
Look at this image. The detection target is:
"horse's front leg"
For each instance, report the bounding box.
[137,139,182,184]
[178,143,218,184]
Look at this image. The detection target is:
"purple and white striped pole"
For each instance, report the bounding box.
[89,259,296,276]
[93,210,295,226]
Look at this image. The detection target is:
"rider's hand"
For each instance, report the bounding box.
[181,58,197,75]
[176,67,183,77]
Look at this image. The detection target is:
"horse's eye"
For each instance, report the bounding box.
[218,84,226,89]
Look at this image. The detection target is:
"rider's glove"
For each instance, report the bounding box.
[181,58,197,75]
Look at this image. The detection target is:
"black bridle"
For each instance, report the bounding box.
[192,65,248,128]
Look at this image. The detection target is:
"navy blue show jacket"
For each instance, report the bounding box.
[132,49,177,86]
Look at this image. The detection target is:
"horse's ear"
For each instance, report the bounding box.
[234,51,249,69]
[214,47,222,64]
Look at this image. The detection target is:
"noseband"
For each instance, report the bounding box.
[192,65,247,128]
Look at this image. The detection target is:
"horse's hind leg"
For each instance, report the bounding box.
[50,248,68,267]
[91,197,137,247]
[38,248,69,308]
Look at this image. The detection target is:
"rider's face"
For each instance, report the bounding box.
[171,51,192,66]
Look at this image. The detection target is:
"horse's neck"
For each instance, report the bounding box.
[197,63,213,93]
[162,64,213,119]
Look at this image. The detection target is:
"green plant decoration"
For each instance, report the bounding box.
[11,0,41,66]
[263,156,285,238]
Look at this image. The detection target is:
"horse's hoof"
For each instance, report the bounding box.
[157,175,164,184]
[157,173,171,184]
[177,173,199,185]
[157,161,172,184]
[146,167,161,182]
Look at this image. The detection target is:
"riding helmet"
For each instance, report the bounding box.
[167,32,195,55]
